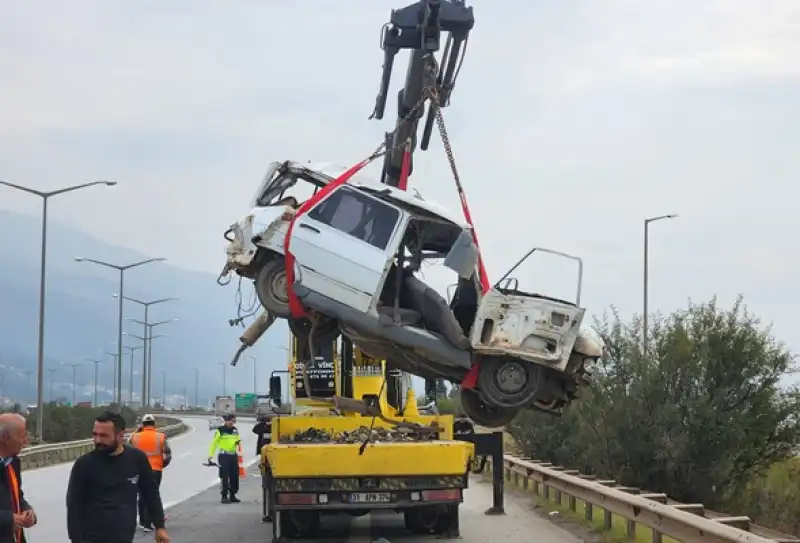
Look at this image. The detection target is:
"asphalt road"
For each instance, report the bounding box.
[147,464,581,543]
[22,415,258,543]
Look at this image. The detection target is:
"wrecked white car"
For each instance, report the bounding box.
[219,160,603,427]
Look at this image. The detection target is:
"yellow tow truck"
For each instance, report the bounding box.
[259,335,475,541]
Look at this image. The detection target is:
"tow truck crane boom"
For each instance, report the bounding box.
[371,0,474,188]
[369,0,475,408]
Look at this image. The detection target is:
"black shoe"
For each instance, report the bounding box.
[230,494,241,503]
[221,494,231,504]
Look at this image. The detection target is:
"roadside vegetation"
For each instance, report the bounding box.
[507,296,800,536]
[16,403,139,444]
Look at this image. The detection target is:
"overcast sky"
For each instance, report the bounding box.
[1,0,798,358]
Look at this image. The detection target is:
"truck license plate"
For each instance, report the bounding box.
[350,492,391,503]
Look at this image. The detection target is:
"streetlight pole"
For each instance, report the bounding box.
[105,351,119,401]
[74,257,166,405]
[1,179,117,440]
[115,295,175,408]
[219,362,227,396]
[161,371,166,407]
[129,331,168,407]
[82,358,103,406]
[194,368,199,408]
[249,356,257,396]
[124,345,142,404]
[65,362,82,405]
[45,367,57,403]
[643,214,678,355]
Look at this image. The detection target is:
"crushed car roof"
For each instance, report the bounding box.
[291,160,473,230]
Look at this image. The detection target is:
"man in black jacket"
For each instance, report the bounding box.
[252,414,272,457]
[66,411,171,543]
[0,413,36,543]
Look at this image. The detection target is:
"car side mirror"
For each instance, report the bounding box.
[444,230,479,279]
[269,375,282,406]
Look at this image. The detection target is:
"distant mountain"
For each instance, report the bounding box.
[0,210,288,407]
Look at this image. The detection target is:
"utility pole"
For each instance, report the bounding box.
[643,214,678,355]
[75,257,166,405]
[1,179,117,440]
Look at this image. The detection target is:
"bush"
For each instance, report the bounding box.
[508,296,800,517]
[729,457,800,536]
[26,403,138,444]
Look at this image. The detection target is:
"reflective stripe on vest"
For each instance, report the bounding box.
[7,463,22,543]
[131,429,165,471]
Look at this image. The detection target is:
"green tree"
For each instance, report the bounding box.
[508,296,800,510]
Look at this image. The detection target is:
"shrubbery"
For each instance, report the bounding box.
[507,296,800,534]
[24,403,138,444]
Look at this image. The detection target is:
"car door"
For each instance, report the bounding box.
[289,186,402,314]
[469,247,586,369]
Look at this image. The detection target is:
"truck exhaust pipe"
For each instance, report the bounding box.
[230,311,276,366]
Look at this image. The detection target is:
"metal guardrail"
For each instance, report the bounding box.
[19,420,186,470]
[500,454,800,543]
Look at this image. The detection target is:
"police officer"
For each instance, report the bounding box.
[129,414,172,532]
[207,414,242,503]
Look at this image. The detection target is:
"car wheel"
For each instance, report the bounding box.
[254,257,292,318]
[459,387,519,428]
[477,357,540,408]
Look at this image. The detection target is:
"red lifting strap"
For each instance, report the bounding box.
[284,158,375,319]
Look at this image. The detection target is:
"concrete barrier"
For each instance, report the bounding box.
[19,418,187,470]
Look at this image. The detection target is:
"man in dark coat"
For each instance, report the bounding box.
[0,413,36,543]
[252,413,272,457]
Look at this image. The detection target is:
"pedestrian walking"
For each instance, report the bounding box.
[129,414,172,532]
[66,410,171,543]
[0,413,36,543]
[207,413,242,503]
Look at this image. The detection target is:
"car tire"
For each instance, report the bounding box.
[255,257,292,319]
[459,387,519,428]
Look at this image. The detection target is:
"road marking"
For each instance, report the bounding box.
[163,456,261,511]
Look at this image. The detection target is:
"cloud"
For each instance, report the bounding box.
[0,0,798,358]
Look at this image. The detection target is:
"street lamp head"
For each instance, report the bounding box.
[74,257,84,262]
[666,214,679,219]
[103,181,118,187]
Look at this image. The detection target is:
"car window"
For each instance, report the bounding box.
[307,187,400,250]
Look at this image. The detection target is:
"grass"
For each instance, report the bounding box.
[496,431,679,543]
[506,471,680,543]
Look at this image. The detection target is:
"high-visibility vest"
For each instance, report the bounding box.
[6,463,22,543]
[130,428,166,471]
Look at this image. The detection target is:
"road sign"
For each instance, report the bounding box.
[234,393,256,410]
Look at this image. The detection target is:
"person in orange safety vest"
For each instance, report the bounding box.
[129,414,172,533]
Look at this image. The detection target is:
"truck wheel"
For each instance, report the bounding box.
[405,505,448,534]
[255,258,291,318]
[460,388,519,428]
[290,511,320,537]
